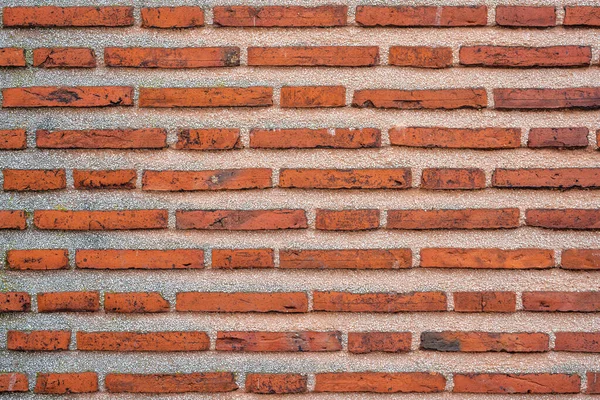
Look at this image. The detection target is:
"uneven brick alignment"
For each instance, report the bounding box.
[2,2,600,397]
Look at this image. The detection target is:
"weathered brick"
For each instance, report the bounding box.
[248,46,378,67]
[420,248,554,269]
[35,372,98,394]
[36,129,167,149]
[3,6,133,27]
[390,127,520,149]
[313,291,447,312]
[176,129,241,150]
[2,86,133,107]
[495,6,556,27]
[315,372,446,393]
[421,168,485,190]
[0,48,26,67]
[564,6,600,27]
[0,373,28,392]
[356,6,486,27]
[105,292,169,313]
[315,209,380,231]
[454,291,516,313]
[0,210,26,230]
[141,7,204,28]
[216,331,342,352]
[34,210,168,230]
[454,373,580,394]
[245,373,307,394]
[76,249,204,270]
[588,372,600,394]
[526,209,600,229]
[388,208,520,230]
[389,46,453,68]
[0,292,31,312]
[33,48,96,68]
[561,249,600,270]
[105,47,239,68]
[280,249,412,269]
[213,6,347,27]
[348,332,412,353]
[494,88,600,110]
[528,127,589,148]
[73,169,137,190]
[37,292,99,312]
[0,129,27,150]
[280,168,410,189]
[494,168,600,188]
[280,86,346,108]
[523,291,600,312]
[106,373,237,393]
[420,331,549,352]
[460,46,591,68]
[211,249,274,269]
[139,87,273,107]
[77,331,209,351]
[142,169,272,191]
[555,332,600,352]
[250,128,381,149]
[176,292,308,313]
[176,209,307,230]
[353,89,487,109]
[7,249,69,270]
[3,169,66,191]
[7,330,71,351]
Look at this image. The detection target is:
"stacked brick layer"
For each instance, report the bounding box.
[1,1,600,397]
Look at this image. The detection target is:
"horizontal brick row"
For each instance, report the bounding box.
[6,86,600,110]
[1,127,596,150]
[3,291,600,313]
[3,6,600,28]
[3,209,600,230]
[2,371,600,394]
[1,46,595,68]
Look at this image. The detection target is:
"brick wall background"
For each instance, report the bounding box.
[1,0,600,397]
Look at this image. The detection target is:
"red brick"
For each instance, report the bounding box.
[388,208,519,230]
[248,46,378,67]
[0,48,25,67]
[6,249,69,270]
[76,249,204,270]
[588,372,600,394]
[453,373,580,394]
[564,7,600,27]
[175,128,241,150]
[421,168,485,190]
[353,89,487,109]
[141,7,204,28]
[460,46,590,68]
[555,332,600,352]
[495,6,556,27]
[106,373,237,393]
[420,248,554,269]
[316,209,380,231]
[421,331,548,352]
[176,292,308,313]
[73,169,137,190]
[315,372,446,393]
[34,210,168,230]
[139,87,273,107]
[523,291,600,312]
[0,292,31,312]
[245,374,307,394]
[176,209,307,230]
[77,331,209,351]
[37,128,167,149]
[213,6,347,27]
[389,46,452,68]
[0,373,28,392]
[561,249,600,270]
[212,249,274,269]
[7,330,71,351]
[37,292,99,312]
[105,292,169,313]
[105,47,239,68]
[143,169,272,191]
[313,291,447,312]
[280,168,410,189]
[33,48,96,68]
[2,86,133,108]
[454,292,516,313]
[494,88,600,110]
[348,332,412,353]
[216,331,342,352]
[280,86,345,108]
[280,249,412,269]
[3,169,66,191]
[35,372,98,394]
[3,6,133,27]
[390,127,520,149]
[0,129,27,150]
[250,127,381,149]
[528,127,589,148]
[0,210,26,229]
[356,6,486,27]
[526,209,600,229]
[494,168,600,188]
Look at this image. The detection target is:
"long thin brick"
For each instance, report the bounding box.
[105,373,238,393]
[356,6,487,27]
[73,169,137,190]
[420,248,554,269]
[315,209,380,231]
[564,7,600,26]
[348,332,412,353]
[248,46,378,67]
[3,6,134,27]
[141,7,204,28]
[7,249,69,270]
[494,88,600,110]
[280,86,346,108]
[35,372,98,394]
[36,129,167,149]
[213,6,347,27]
[390,127,521,149]
[216,331,342,352]
[211,249,274,269]
[37,291,99,312]
[175,129,241,150]
[34,210,168,230]
[453,373,580,394]
[526,209,600,229]
[139,87,273,107]
[2,86,133,107]
[353,89,487,109]
[460,46,591,68]
[313,291,447,312]
[528,127,588,148]
[280,168,410,189]
[555,332,600,352]
[176,292,308,313]
[176,209,307,230]
[105,292,170,313]
[105,47,240,68]
[522,291,600,312]
[421,168,485,190]
[315,372,446,393]
[3,169,66,191]
[250,128,381,149]
[420,331,549,352]
[495,6,556,27]
[76,249,204,270]
[279,249,412,269]
[389,46,453,68]
[33,48,96,68]
[7,330,71,351]
[388,208,520,230]
[494,168,600,188]
[561,249,600,270]
[142,169,272,191]
[77,331,210,351]
[245,374,307,394]
[454,292,516,313]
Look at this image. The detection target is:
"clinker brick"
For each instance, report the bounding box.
[460,46,591,68]
[495,6,557,27]
[356,6,487,27]
[522,291,600,312]
[420,331,549,352]
[313,291,447,312]
[528,127,589,148]
[493,168,600,188]
[105,47,240,68]
[348,332,412,353]
[280,86,346,108]
[245,374,307,394]
[105,373,238,393]
[421,168,485,190]
[353,88,487,109]
[211,249,274,269]
[216,331,342,352]
[139,87,273,107]
[564,6,600,26]
[555,332,600,352]
[176,129,241,150]
[142,169,272,191]
[36,129,167,149]
[526,209,600,229]
[494,88,600,110]
[561,249,600,270]
[35,372,98,394]
[387,208,520,230]
[2,86,133,108]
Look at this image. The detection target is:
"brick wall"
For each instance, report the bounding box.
[1,0,600,397]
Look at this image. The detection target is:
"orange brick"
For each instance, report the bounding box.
[356,6,487,27]
[0,373,28,392]
[106,373,237,393]
[33,48,96,68]
[105,292,169,313]
[142,169,272,191]
[105,47,239,68]
[315,372,446,393]
[0,48,26,67]
[313,291,447,312]
[388,208,520,230]
[139,87,273,107]
[315,209,380,230]
[176,292,308,313]
[280,86,346,108]
[216,331,342,352]
[248,46,378,67]
[389,46,453,68]
[348,332,412,353]
[250,128,381,149]
[37,292,99,312]
[176,129,241,150]
[141,7,204,28]
[454,373,579,394]
[4,6,133,27]
[37,128,167,149]
[420,331,549,352]
[73,169,137,190]
[76,249,204,270]
[7,330,71,351]
[34,210,168,230]
[35,372,98,394]
[420,248,554,269]
[211,249,274,269]
[460,46,591,68]
[0,129,27,150]
[3,169,66,191]
[7,249,69,270]
[390,127,520,149]
[279,249,412,269]
[77,331,209,351]
[2,86,133,107]
[421,168,485,190]
[176,209,307,230]
[353,89,487,109]
[213,6,347,27]
[454,291,516,313]
[246,374,307,394]
[495,6,556,27]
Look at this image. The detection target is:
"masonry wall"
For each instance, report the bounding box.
[1,0,600,398]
